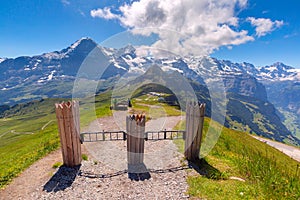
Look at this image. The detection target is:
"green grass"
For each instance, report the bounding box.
[81,154,88,161]
[130,94,182,118]
[0,123,60,189]
[174,118,300,199]
[0,91,112,189]
[78,91,113,127]
[52,162,63,169]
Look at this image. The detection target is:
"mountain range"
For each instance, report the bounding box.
[0,37,299,145]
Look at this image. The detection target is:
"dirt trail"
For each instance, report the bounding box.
[0,115,188,200]
[0,149,63,200]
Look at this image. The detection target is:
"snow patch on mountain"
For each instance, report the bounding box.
[47,70,56,81]
[161,59,179,65]
[24,66,31,71]
[70,37,89,49]
[123,56,147,68]
[161,65,184,73]
[32,60,41,70]
[0,58,6,63]
[128,66,145,74]
[42,52,65,60]
[114,63,127,70]
[101,47,115,57]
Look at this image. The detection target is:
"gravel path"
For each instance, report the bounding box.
[0,115,190,200]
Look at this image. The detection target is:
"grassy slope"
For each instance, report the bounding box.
[130,94,182,118]
[0,91,112,189]
[174,118,300,199]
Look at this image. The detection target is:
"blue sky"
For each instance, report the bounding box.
[0,0,300,68]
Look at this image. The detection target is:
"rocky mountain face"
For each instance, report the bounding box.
[249,62,300,140]
[0,38,98,103]
[0,38,299,144]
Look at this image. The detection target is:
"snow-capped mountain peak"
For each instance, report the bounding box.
[116,44,136,58]
[70,37,93,49]
[42,37,97,60]
[257,62,299,81]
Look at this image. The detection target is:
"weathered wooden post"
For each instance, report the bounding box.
[126,114,146,171]
[55,101,82,167]
[184,102,206,161]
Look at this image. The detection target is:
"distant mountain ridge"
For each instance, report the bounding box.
[0,37,299,145]
[1,38,299,93]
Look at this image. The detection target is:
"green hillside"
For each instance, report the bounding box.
[0,91,112,188]
[225,93,300,146]
[174,119,300,199]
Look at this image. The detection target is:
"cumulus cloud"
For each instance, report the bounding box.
[90,7,119,20]
[90,0,282,56]
[247,17,284,37]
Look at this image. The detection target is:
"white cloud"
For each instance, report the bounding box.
[90,0,283,56]
[247,17,284,37]
[262,10,269,14]
[90,7,119,20]
[284,32,298,39]
[61,0,70,6]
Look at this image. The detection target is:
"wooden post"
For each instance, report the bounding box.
[55,101,82,167]
[126,114,145,166]
[184,102,206,161]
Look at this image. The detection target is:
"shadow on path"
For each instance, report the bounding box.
[43,165,81,192]
[128,163,151,181]
[78,164,188,181]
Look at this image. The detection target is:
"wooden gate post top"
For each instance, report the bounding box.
[199,103,206,117]
[127,114,146,122]
[55,100,79,109]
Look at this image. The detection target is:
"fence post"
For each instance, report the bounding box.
[55,101,82,167]
[126,114,146,172]
[123,131,127,141]
[184,102,206,161]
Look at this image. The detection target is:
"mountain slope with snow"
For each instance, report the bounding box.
[0,38,299,145]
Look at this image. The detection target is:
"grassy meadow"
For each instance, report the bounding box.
[174,119,300,199]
